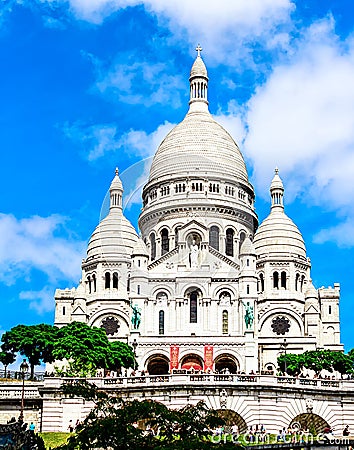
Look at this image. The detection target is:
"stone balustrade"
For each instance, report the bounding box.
[44,374,350,390]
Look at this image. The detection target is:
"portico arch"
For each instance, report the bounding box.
[289,413,330,435]
[214,354,238,374]
[217,409,247,434]
[180,353,203,371]
[146,354,169,375]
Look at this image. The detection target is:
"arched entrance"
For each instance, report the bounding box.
[180,354,204,371]
[146,354,169,375]
[214,354,238,374]
[217,409,247,434]
[290,413,330,435]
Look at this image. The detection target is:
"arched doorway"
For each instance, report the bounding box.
[146,354,169,375]
[290,413,330,435]
[217,409,247,434]
[214,354,238,374]
[180,354,204,371]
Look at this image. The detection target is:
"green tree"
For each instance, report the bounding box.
[0,350,16,377]
[53,322,134,376]
[331,351,353,376]
[1,324,58,378]
[277,353,303,375]
[278,349,354,377]
[55,381,227,450]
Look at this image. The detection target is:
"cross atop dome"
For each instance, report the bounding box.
[196,44,202,57]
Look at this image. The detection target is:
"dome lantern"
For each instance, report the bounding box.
[109,167,123,210]
[270,167,284,211]
[189,44,209,110]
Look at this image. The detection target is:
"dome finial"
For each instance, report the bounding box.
[196,44,202,57]
[270,167,284,211]
[115,167,119,176]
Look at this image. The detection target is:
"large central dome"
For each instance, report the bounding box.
[149,109,249,183]
[148,52,249,185]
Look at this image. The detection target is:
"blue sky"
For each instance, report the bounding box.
[0,0,354,349]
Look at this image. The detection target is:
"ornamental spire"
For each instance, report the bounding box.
[189,44,209,110]
[109,167,123,210]
[270,167,284,211]
[196,44,202,57]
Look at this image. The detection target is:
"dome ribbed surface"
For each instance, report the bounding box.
[254,210,306,258]
[87,210,138,260]
[149,110,249,183]
[190,56,207,78]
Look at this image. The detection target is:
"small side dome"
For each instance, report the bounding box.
[86,169,138,261]
[87,212,138,260]
[240,236,255,256]
[305,280,318,299]
[132,238,149,257]
[254,169,306,259]
[74,281,85,299]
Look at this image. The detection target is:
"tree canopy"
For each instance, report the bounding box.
[56,380,228,450]
[0,350,16,377]
[53,322,135,377]
[1,323,58,378]
[278,349,354,376]
[0,322,134,378]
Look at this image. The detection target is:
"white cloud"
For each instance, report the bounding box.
[237,18,354,245]
[94,60,185,108]
[43,0,295,64]
[0,213,85,285]
[65,120,174,161]
[20,287,55,314]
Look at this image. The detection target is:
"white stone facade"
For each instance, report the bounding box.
[54,51,342,377]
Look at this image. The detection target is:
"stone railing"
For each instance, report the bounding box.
[0,383,42,399]
[45,374,350,390]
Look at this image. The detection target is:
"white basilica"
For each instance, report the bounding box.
[54,49,342,376]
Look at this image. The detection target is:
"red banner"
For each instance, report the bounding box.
[204,345,214,371]
[170,345,179,370]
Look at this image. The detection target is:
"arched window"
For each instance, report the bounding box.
[159,310,164,335]
[239,231,246,253]
[127,273,130,292]
[175,226,181,246]
[259,273,265,292]
[300,275,305,292]
[63,306,66,316]
[150,233,156,261]
[92,274,96,292]
[113,272,118,289]
[329,305,332,315]
[87,276,91,294]
[209,226,219,250]
[225,228,234,256]
[295,273,299,291]
[190,291,198,323]
[161,228,169,255]
[273,272,279,289]
[246,285,250,294]
[105,272,110,289]
[222,310,228,334]
[281,271,287,289]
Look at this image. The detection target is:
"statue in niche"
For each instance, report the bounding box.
[189,239,200,268]
[243,301,254,329]
[131,304,141,330]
